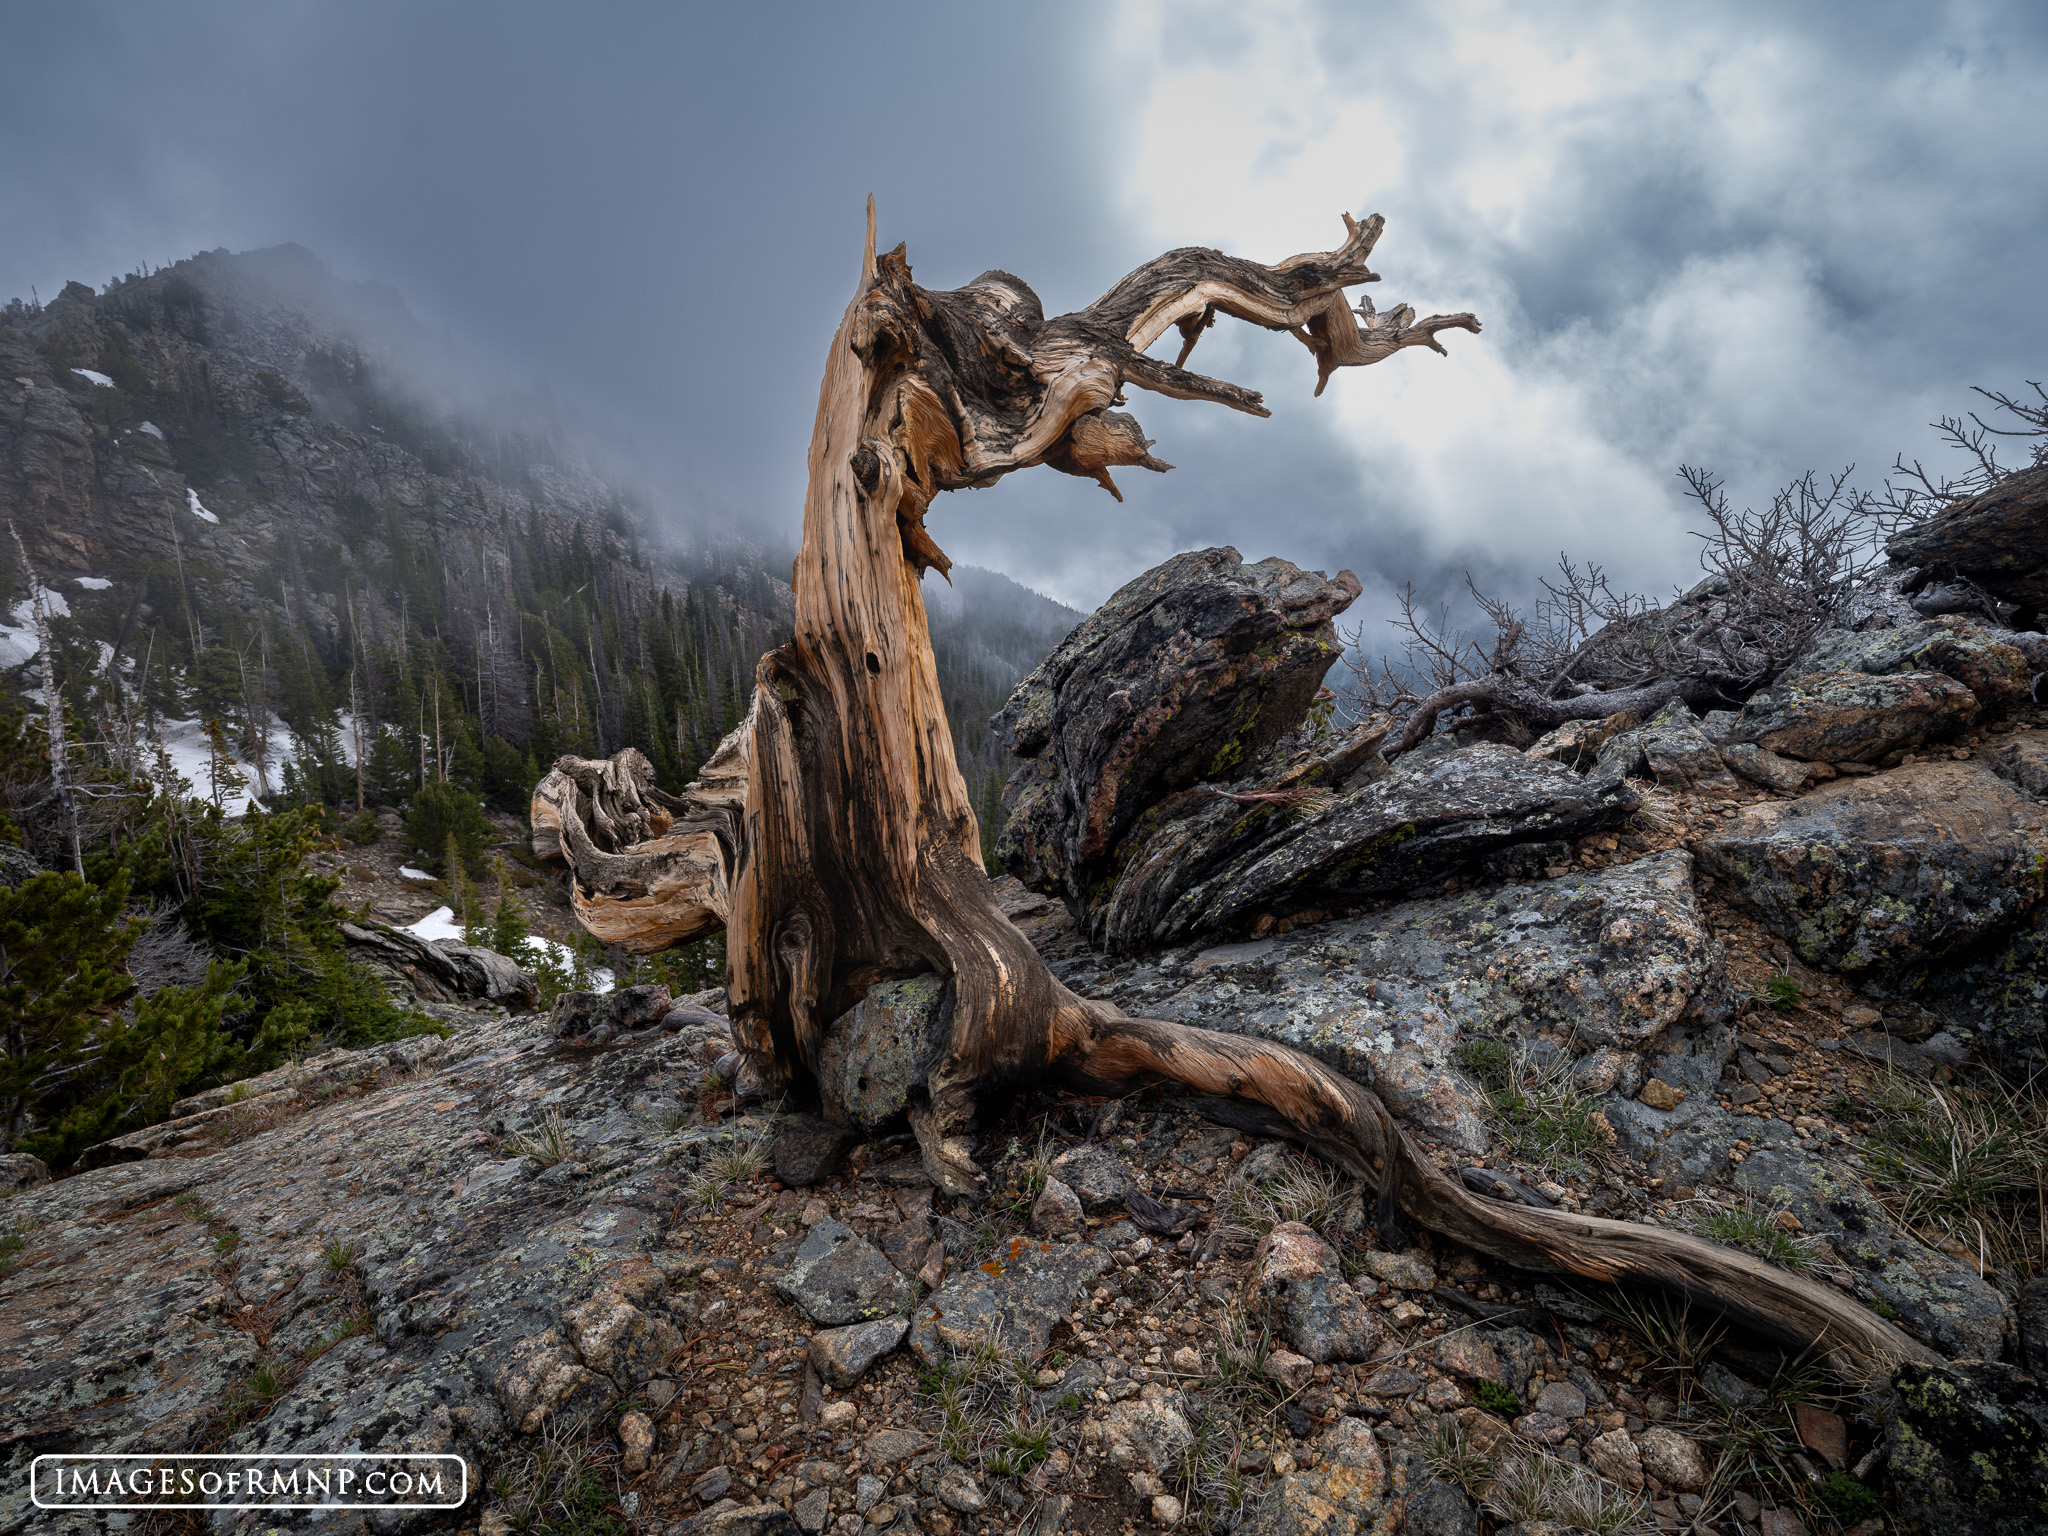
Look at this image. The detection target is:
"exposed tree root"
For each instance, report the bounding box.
[1043,1002,1938,1378]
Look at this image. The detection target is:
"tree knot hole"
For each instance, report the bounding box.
[865,652,881,676]
[850,445,881,495]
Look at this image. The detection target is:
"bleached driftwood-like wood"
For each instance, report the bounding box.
[534,206,1931,1378]
[530,718,749,951]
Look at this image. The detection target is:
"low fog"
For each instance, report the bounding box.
[7,0,2046,645]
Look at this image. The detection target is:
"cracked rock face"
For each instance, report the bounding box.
[993,546,1360,915]
[993,547,1647,954]
[1697,759,2048,975]
[1104,743,1643,952]
[0,1007,741,1534]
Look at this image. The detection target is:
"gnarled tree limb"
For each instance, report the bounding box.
[533,204,1932,1380]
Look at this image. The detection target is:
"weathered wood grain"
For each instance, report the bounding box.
[532,205,1931,1378]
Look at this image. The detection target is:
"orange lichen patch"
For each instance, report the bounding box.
[980,1261,1004,1276]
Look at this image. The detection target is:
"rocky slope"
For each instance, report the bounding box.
[6,262,2048,1534]
[6,822,2041,1536]
[7,696,2048,1536]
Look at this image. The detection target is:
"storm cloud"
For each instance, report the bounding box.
[5,0,2044,637]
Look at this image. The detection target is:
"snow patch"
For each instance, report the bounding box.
[0,619,33,670]
[72,368,114,388]
[14,586,70,620]
[185,488,218,524]
[73,576,112,591]
[0,585,70,667]
[396,909,614,993]
[402,906,464,944]
[147,713,304,817]
[138,420,164,438]
[399,866,434,881]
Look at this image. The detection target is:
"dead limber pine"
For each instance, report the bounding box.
[532,202,1931,1378]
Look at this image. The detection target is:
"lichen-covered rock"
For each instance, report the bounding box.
[1527,711,1642,770]
[1734,1146,2011,1359]
[1431,1330,1519,1392]
[1363,1047,1492,1153]
[1992,735,2048,800]
[0,1153,51,1195]
[1103,743,1642,950]
[1265,1348,1316,1393]
[1885,1359,2048,1536]
[1721,742,1814,795]
[906,1236,1108,1364]
[1237,1417,1390,1536]
[770,1116,860,1186]
[994,547,1360,908]
[547,989,608,1038]
[0,843,43,889]
[2020,1276,2048,1379]
[495,1328,613,1434]
[1589,698,1734,789]
[1399,1472,1481,1536]
[774,1220,913,1326]
[1244,1223,1381,1363]
[1697,760,2048,974]
[562,1287,684,1388]
[1080,1390,1194,1473]
[1084,852,1722,1149]
[1787,617,2036,713]
[618,1408,655,1474]
[1886,462,2048,616]
[1725,669,1979,763]
[0,1000,751,1529]
[1636,1425,1709,1493]
[1030,1177,1084,1236]
[814,974,949,1128]
[669,1504,800,1536]
[1047,1145,1134,1212]
[343,920,541,1010]
[1359,1250,1434,1291]
[1584,1427,1644,1490]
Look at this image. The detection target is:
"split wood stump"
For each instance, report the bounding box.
[533,204,1933,1378]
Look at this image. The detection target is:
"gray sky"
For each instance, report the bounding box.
[7,1,2046,637]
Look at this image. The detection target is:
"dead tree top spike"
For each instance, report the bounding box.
[533,206,1934,1380]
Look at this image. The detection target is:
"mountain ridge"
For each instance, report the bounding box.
[0,243,1081,833]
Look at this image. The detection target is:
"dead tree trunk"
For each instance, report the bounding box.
[533,205,1932,1378]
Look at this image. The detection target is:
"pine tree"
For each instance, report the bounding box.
[0,872,133,1148]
